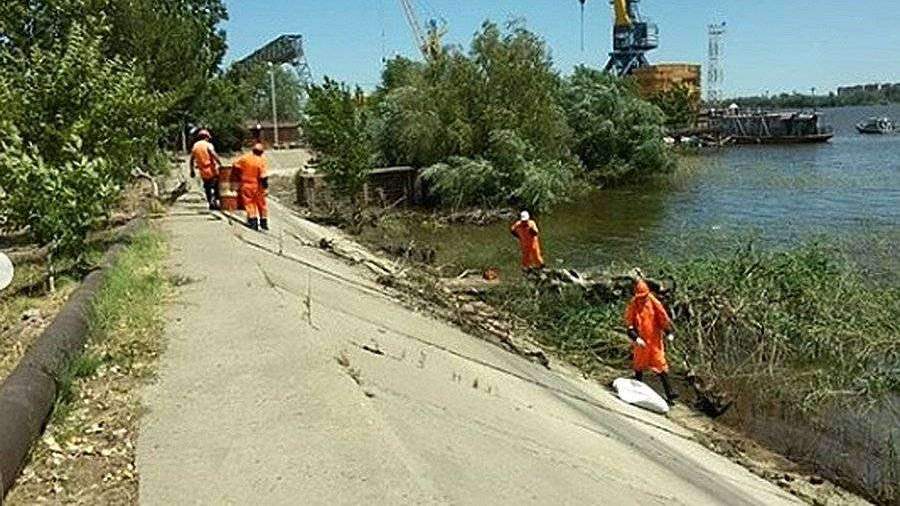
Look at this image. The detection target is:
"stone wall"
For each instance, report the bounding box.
[296,166,420,207]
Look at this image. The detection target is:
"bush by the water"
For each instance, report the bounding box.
[563,66,674,181]
[487,242,899,502]
[306,20,674,213]
[300,78,377,205]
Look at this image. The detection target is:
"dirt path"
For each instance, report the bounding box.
[137,192,803,505]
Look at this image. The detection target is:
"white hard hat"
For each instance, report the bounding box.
[520,211,530,221]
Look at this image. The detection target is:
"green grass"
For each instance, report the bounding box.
[485,240,899,503]
[51,228,168,423]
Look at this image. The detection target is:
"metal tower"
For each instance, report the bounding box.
[706,22,726,105]
[603,0,659,76]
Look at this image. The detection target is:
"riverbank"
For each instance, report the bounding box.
[272,174,896,504]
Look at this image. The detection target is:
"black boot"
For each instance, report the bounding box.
[260,218,269,231]
[247,218,259,231]
[634,371,644,382]
[659,373,679,405]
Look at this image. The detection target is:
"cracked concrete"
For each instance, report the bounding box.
[136,192,801,505]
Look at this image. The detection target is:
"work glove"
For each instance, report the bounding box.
[190,169,196,179]
[260,177,269,190]
[635,337,647,348]
[666,332,675,343]
[626,327,639,341]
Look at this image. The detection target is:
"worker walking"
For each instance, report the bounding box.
[189,129,223,210]
[233,143,270,231]
[624,279,679,404]
[510,211,545,271]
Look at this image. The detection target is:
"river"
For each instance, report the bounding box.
[367,104,900,273]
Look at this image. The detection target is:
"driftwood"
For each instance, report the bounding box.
[380,242,436,265]
[164,180,189,205]
[437,209,515,226]
[132,168,160,198]
[526,267,675,302]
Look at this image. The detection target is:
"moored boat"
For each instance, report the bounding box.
[856,117,895,134]
[708,107,834,144]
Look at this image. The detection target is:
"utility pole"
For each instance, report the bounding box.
[269,62,279,148]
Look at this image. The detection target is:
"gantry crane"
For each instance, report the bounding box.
[399,0,447,60]
[600,0,659,76]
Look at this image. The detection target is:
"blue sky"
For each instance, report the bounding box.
[223,1,900,97]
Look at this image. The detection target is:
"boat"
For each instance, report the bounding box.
[856,117,895,134]
[707,108,834,144]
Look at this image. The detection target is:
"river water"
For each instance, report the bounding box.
[376,104,900,273]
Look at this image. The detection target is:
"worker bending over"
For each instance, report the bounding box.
[189,129,222,210]
[234,143,269,231]
[510,211,545,271]
[624,279,679,404]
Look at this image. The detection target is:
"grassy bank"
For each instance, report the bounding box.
[479,241,898,504]
[327,196,898,503]
[7,228,169,504]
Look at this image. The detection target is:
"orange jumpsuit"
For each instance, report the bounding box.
[190,140,218,181]
[624,281,672,374]
[511,219,544,269]
[234,152,268,220]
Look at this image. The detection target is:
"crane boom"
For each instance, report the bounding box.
[613,0,632,27]
[399,0,427,54]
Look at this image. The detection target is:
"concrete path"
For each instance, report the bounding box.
[224,148,313,177]
[137,191,800,505]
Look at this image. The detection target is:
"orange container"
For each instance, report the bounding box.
[218,166,239,211]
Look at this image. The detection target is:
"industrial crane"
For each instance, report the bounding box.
[597,0,659,76]
[398,0,446,60]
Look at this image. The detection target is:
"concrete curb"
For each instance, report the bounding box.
[0,222,142,500]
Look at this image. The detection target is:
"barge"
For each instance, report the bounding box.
[708,108,834,144]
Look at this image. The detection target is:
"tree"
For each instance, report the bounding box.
[648,84,699,131]
[374,20,577,212]
[301,78,375,205]
[562,66,674,181]
[0,24,165,258]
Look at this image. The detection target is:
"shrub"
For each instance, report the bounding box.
[301,78,376,204]
[563,66,674,181]
[376,21,576,212]
[0,24,165,258]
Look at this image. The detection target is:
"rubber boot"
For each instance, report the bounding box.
[634,371,644,382]
[247,217,259,231]
[260,218,269,231]
[659,373,679,405]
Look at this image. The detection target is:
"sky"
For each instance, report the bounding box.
[222,1,900,97]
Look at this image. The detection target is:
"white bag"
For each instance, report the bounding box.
[613,377,670,414]
[0,253,13,291]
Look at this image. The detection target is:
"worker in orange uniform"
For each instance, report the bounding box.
[189,129,222,210]
[624,279,679,404]
[233,143,270,231]
[510,211,545,271]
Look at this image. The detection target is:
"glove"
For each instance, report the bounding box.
[260,177,269,190]
[635,337,647,348]
[626,327,639,340]
[666,332,675,343]
[190,169,196,179]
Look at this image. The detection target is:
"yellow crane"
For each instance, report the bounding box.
[398,0,446,60]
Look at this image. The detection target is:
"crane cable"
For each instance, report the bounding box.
[579,0,587,54]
